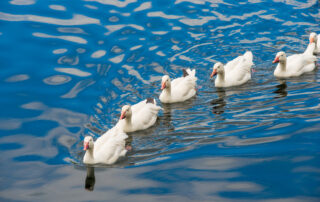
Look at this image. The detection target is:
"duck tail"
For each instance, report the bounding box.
[186,68,196,77]
[146,97,155,104]
[244,51,253,62]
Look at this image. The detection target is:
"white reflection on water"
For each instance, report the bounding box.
[49,5,66,11]
[134,2,152,12]
[55,67,91,77]
[3,156,316,201]
[61,79,96,98]
[1,0,320,200]
[0,12,100,25]
[105,24,145,35]
[53,48,68,54]
[33,32,87,44]
[109,54,125,64]
[122,65,149,84]
[9,0,35,6]
[21,101,88,127]
[147,11,183,20]
[43,75,71,85]
[0,119,22,130]
[85,0,137,8]
[5,74,30,82]
[91,50,106,59]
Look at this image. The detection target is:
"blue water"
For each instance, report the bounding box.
[1,0,320,201]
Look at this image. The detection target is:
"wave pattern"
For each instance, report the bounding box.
[0,0,320,200]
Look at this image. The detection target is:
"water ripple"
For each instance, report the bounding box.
[134,2,152,12]
[9,0,35,6]
[1,0,320,199]
[54,67,91,77]
[85,0,137,8]
[0,12,100,25]
[49,5,66,11]
[33,32,87,44]
[43,75,71,85]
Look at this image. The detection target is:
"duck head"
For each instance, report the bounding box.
[210,62,224,78]
[161,75,171,90]
[120,105,132,120]
[309,32,317,44]
[83,136,94,151]
[273,51,286,64]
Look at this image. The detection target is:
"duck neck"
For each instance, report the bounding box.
[216,72,225,83]
[123,115,132,130]
[163,86,171,98]
[84,147,94,164]
[279,60,286,71]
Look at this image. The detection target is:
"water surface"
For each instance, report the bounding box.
[0,0,320,201]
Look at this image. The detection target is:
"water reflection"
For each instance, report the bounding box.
[211,89,226,114]
[128,120,160,161]
[43,75,71,85]
[5,74,30,82]
[85,167,95,191]
[10,0,35,5]
[161,103,174,132]
[160,97,196,126]
[273,80,288,98]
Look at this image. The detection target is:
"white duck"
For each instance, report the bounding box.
[210,51,253,87]
[307,32,319,55]
[83,127,128,164]
[116,98,161,132]
[272,49,316,78]
[159,68,197,103]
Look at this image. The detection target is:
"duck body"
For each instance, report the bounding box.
[317,34,320,54]
[159,68,197,103]
[116,98,161,133]
[273,48,317,78]
[83,127,128,165]
[211,51,253,88]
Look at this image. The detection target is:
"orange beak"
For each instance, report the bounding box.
[210,69,217,78]
[120,111,126,120]
[161,82,166,90]
[310,37,314,44]
[272,56,279,64]
[83,142,89,151]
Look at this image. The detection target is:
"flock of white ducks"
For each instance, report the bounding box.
[83,32,319,165]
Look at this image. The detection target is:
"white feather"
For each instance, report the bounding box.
[159,68,197,103]
[83,127,128,165]
[116,98,161,132]
[213,51,253,87]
